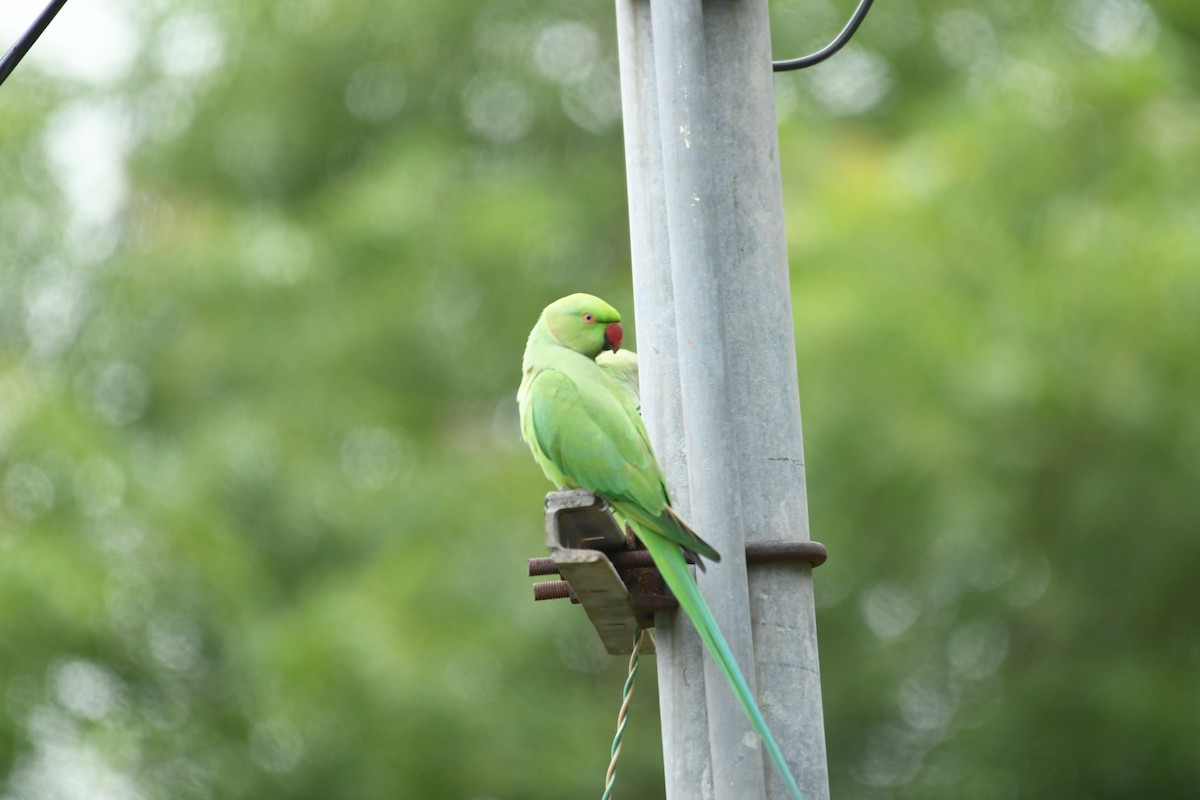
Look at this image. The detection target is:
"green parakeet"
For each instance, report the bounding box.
[518,293,805,800]
[596,349,641,411]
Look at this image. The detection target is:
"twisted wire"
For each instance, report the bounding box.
[600,628,647,800]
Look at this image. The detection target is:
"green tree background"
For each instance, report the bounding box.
[2,0,1198,797]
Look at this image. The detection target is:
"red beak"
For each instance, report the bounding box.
[604,322,623,352]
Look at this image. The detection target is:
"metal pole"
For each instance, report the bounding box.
[615,2,714,796]
[648,0,771,798]
[615,1,830,798]
[702,3,831,797]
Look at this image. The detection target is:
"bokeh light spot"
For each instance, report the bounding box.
[934,9,998,73]
[73,457,126,517]
[155,11,224,79]
[1067,0,1158,58]
[462,76,533,143]
[91,362,151,427]
[23,262,87,360]
[5,462,56,521]
[808,47,893,116]
[533,21,600,86]
[861,582,921,640]
[341,426,407,491]
[52,659,124,722]
[345,62,408,124]
[947,620,1010,679]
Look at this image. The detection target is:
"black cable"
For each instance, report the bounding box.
[0,0,70,88]
[773,0,875,72]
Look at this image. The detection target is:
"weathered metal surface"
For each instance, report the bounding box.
[544,489,627,551]
[542,490,654,655]
[615,0,831,796]
[549,548,653,655]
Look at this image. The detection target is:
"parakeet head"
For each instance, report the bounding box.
[541,293,623,358]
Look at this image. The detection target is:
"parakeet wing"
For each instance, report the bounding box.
[524,367,667,505]
[525,367,720,562]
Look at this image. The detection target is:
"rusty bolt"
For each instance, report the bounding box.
[533,580,573,602]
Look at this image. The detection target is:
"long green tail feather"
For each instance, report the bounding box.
[637,530,805,800]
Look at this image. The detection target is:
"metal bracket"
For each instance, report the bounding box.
[529,490,828,655]
[536,489,653,654]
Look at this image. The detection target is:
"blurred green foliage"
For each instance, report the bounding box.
[2,0,1199,798]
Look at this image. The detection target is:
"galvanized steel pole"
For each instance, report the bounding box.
[615,1,830,799]
[615,3,715,797]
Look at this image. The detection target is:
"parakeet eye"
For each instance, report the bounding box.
[583,313,595,323]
